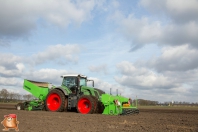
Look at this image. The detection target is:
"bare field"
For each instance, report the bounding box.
[0,104,198,132]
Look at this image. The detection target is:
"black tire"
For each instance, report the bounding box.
[16,103,24,110]
[77,95,95,114]
[91,96,98,113]
[90,96,104,113]
[97,101,104,113]
[42,105,46,111]
[45,89,66,112]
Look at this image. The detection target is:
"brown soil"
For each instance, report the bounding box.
[0,103,16,109]
[0,104,198,132]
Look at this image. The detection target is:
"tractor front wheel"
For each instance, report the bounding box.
[45,89,65,112]
[77,95,95,114]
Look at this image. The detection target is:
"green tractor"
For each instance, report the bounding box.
[16,74,139,115]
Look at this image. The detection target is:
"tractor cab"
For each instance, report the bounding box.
[61,74,88,85]
[61,74,94,94]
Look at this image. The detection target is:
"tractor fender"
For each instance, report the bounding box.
[54,87,69,96]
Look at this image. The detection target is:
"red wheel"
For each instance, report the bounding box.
[45,89,65,112]
[77,95,94,114]
[47,93,61,111]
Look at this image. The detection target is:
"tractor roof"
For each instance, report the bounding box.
[61,74,87,78]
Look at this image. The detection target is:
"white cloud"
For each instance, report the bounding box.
[116,61,147,76]
[114,14,161,50]
[114,44,198,102]
[115,14,198,50]
[43,0,96,27]
[0,77,21,86]
[88,77,127,96]
[0,53,24,77]
[115,61,178,89]
[89,64,107,74]
[140,0,198,23]
[0,66,21,78]
[148,44,198,72]
[0,0,100,38]
[24,68,78,85]
[32,44,81,65]
[0,53,22,68]
[110,0,198,51]
[16,63,25,72]
[159,21,198,47]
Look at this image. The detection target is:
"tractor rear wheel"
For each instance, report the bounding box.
[77,95,95,114]
[45,89,65,112]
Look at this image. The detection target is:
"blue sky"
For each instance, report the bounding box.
[0,0,198,103]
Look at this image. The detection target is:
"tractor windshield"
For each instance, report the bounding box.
[80,77,87,86]
[62,77,77,88]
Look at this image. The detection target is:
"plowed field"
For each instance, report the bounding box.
[0,104,198,132]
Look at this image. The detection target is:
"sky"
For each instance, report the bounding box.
[0,0,198,103]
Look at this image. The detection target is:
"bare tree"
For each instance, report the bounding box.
[23,94,35,101]
[8,92,15,100]
[0,89,2,99]
[16,93,22,100]
[1,89,9,102]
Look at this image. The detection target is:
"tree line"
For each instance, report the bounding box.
[138,99,198,106]
[1,88,198,106]
[0,89,35,103]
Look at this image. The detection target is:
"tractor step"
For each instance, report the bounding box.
[68,94,78,110]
